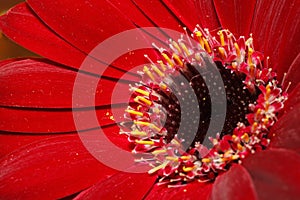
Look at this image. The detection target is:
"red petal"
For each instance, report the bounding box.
[0,3,84,68]
[213,0,256,36]
[250,0,300,79]
[75,172,156,200]
[283,53,300,92]
[195,0,220,30]
[0,3,141,80]
[129,0,183,32]
[0,134,118,199]
[211,164,257,200]
[161,0,202,32]
[243,149,300,199]
[0,107,126,133]
[145,182,212,200]
[0,133,55,157]
[107,0,154,27]
[270,101,300,153]
[281,83,300,115]
[0,58,131,108]
[26,0,135,51]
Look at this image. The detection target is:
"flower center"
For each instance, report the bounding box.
[120,27,288,186]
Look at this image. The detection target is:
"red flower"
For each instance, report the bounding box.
[0,0,300,199]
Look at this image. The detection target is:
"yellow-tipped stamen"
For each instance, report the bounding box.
[195,31,205,49]
[203,38,211,53]
[157,60,167,71]
[265,84,271,100]
[231,155,239,160]
[134,96,152,106]
[162,53,174,67]
[125,109,144,117]
[135,140,154,145]
[151,64,164,77]
[202,158,211,163]
[237,143,244,151]
[247,48,254,66]
[180,155,191,160]
[143,66,155,81]
[148,162,168,174]
[218,47,226,59]
[134,88,150,97]
[166,156,179,161]
[172,41,182,54]
[131,130,148,137]
[182,166,195,172]
[152,149,167,155]
[234,42,241,58]
[241,133,250,143]
[218,30,225,46]
[134,121,161,132]
[179,41,191,56]
[172,53,183,66]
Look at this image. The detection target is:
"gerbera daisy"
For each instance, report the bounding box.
[0,0,300,199]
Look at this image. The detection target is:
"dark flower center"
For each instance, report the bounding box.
[121,28,287,185]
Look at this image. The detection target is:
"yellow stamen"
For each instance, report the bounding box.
[218,30,225,46]
[134,96,152,106]
[152,149,167,155]
[241,133,250,143]
[134,88,150,97]
[135,140,154,145]
[148,162,168,174]
[203,38,211,53]
[125,109,143,117]
[157,60,167,71]
[151,64,164,77]
[202,158,211,163]
[134,121,161,132]
[247,48,254,65]
[218,47,226,59]
[172,41,182,53]
[265,84,271,100]
[143,66,155,81]
[172,53,183,66]
[234,42,241,58]
[166,156,179,161]
[131,130,147,137]
[180,155,191,160]
[237,143,244,151]
[231,155,239,160]
[162,53,174,67]
[195,31,204,49]
[182,166,194,172]
[179,42,191,56]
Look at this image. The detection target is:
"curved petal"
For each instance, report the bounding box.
[26,0,134,52]
[213,0,256,36]
[74,172,156,200]
[250,0,300,79]
[211,164,258,200]
[243,149,300,200]
[281,83,300,115]
[0,3,149,80]
[0,133,55,157]
[145,182,212,200]
[270,100,300,153]
[283,52,300,92]
[194,0,221,30]
[0,134,118,199]
[161,0,202,31]
[130,0,184,32]
[0,58,131,108]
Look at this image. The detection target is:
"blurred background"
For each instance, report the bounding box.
[0,0,37,59]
